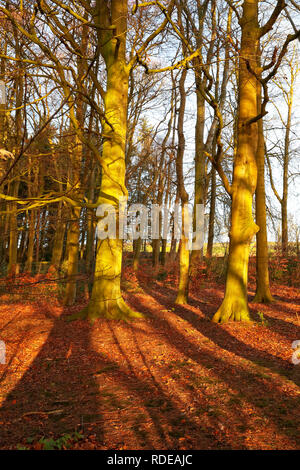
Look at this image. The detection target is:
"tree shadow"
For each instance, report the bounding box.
[144,282,299,384]
[250,304,300,343]
[1,274,299,450]
[0,301,104,448]
[0,298,229,450]
[129,291,300,448]
[101,320,230,449]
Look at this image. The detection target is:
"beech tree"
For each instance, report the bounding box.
[210,0,299,322]
[80,0,177,320]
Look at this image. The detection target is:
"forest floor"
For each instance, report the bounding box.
[0,261,299,450]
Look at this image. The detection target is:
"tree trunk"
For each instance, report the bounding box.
[213,0,259,323]
[207,161,216,258]
[152,238,160,269]
[7,180,20,276]
[281,91,292,256]
[51,202,65,269]
[176,205,190,304]
[82,0,141,320]
[133,237,142,272]
[25,210,35,273]
[64,206,80,306]
[191,84,205,265]
[85,168,97,273]
[175,67,189,305]
[253,52,273,303]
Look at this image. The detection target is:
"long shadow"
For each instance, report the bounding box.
[102,321,230,449]
[250,305,300,343]
[248,287,300,340]
[272,292,300,305]
[0,310,22,334]
[0,298,229,450]
[249,287,300,314]
[1,278,299,449]
[257,300,300,319]
[129,292,300,448]
[0,301,104,448]
[146,282,300,384]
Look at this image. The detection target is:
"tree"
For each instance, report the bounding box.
[81,0,176,320]
[213,0,288,322]
[267,50,299,257]
[174,66,190,305]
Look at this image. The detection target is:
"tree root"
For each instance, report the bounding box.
[251,290,274,304]
[65,296,143,323]
[175,294,188,305]
[212,298,252,323]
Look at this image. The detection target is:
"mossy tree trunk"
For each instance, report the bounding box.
[191,83,205,265]
[253,116,273,303]
[83,0,141,321]
[213,0,260,323]
[175,66,190,305]
[253,49,273,303]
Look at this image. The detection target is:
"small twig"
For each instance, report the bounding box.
[20,409,65,419]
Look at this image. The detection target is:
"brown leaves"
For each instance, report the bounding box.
[0,263,299,449]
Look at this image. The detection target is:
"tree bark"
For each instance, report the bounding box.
[175,67,190,305]
[81,0,141,321]
[253,49,273,303]
[213,0,260,323]
[281,90,292,256]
